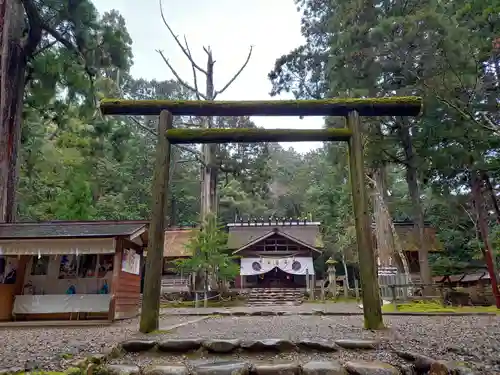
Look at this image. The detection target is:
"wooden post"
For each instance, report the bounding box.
[354,279,360,300]
[321,282,325,301]
[139,110,172,333]
[311,274,315,300]
[306,269,310,295]
[343,276,349,298]
[347,110,384,329]
[390,285,398,311]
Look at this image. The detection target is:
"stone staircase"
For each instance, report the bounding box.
[247,287,304,306]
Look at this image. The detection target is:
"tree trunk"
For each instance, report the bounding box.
[347,111,384,330]
[341,252,349,289]
[371,166,395,267]
[369,170,411,276]
[398,119,432,291]
[201,49,217,220]
[482,172,500,225]
[471,171,500,308]
[204,268,209,308]
[0,0,26,223]
[139,110,173,333]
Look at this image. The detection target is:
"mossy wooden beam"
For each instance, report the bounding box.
[100,97,422,117]
[165,128,352,144]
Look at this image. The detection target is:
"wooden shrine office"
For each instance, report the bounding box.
[0,221,148,321]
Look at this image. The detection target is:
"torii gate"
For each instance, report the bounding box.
[100,96,422,332]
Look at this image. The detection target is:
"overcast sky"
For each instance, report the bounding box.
[93,0,323,153]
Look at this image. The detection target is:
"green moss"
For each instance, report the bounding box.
[59,353,74,360]
[382,301,500,314]
[100,96,422,107]
[100,96,423,117]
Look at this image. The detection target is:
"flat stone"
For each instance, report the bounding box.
[105,364,141,375]
[157,338,202,352]
[334,339,378,350]
[312,309,324,315]
[301,361,346,375]
[202,339,241,353]
[429,361,474,375]
[396,364,417,375]
[394,351,434,372]
[344,361,400,375]
[231,311,248,316]
[192,360,250,375]
[143,365,189,375]
[297,339,339,352]
[241,339,296,352]
[120,339,157,352]
[249,311,267,316]
[252,362,300,374]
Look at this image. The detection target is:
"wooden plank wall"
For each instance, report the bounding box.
[111,238,142,320]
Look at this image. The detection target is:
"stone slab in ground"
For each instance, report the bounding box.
[100,360,418,375]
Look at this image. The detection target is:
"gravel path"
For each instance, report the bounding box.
[130,315,500,374]
[0,316,191,372]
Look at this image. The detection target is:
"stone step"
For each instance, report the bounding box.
[248,295,301,298]
[102,360,411,375]
[247,298,301,303]
[247,301,299,305]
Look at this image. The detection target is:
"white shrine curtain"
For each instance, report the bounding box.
[240,256,315,276]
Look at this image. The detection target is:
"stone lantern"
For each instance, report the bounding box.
[326,257,337,299]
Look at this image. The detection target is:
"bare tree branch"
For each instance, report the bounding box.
[157,50,208,99]
[183,35,201,100]
[127,117,205,165]
[159,0,207,75]
[213,46,253,99]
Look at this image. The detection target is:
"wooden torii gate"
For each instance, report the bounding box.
[100,97,422,332]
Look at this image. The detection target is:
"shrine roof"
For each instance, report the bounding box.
[0,220,148,240]
[227,220,323,250]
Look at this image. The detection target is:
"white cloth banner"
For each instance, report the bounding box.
[240,257,315,276]
[12,294,111,314]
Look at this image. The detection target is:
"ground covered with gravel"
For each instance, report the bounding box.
[125,315,500,374]
[0,315,191,372]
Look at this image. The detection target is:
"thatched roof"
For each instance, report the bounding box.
[163,229,195,258]
[227,222,323,250]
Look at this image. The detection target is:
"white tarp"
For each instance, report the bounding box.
[240,256,315,276]
[12,294,111,314]
[0,238,116,256]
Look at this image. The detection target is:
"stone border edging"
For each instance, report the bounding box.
[119,338,379,354]
[68,353,475,375]
[160,310,497,317]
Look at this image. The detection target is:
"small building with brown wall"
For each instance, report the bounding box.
[161,228,195,290]
[0,221,148,322]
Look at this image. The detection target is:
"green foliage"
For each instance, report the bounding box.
[175,214,239,281]
[12,0,500,284]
